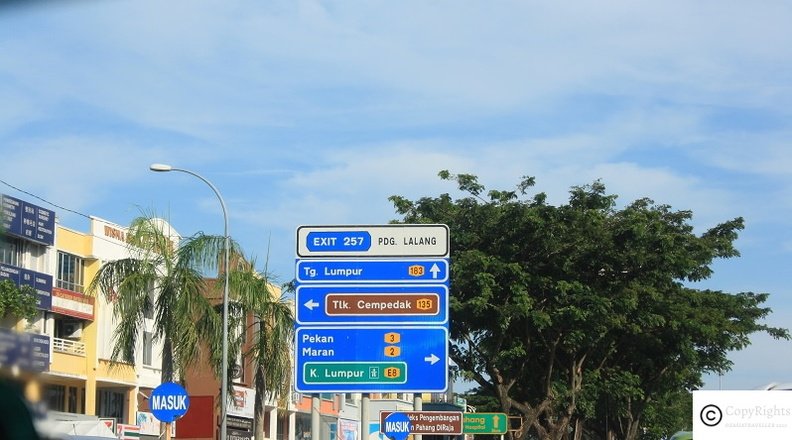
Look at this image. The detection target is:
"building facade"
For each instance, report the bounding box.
[2,193,464,440]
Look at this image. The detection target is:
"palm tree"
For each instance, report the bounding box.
[226,264,295,440]
[91,215,295,438]
[88,215,240,383]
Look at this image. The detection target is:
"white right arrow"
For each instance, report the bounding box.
[304,299,319,310]
[424,354,440,365]
[430,263,441,279]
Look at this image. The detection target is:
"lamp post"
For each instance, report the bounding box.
[150,163,230,440]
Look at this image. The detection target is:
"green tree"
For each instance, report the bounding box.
[0,280,38,323]
[389,171,787,440]
[227,267,295,440]
[94,215,296,438]
[88,216,238,383]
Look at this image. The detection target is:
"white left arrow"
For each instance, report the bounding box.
[304,299,319,310]
[424,354,440,365]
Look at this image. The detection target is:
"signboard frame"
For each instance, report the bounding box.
[295,223,450,393]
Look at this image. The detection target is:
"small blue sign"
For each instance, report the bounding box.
[296,259,449,283]
[150,382,190,423]
[306,231,371,252]
[383,412,412,440]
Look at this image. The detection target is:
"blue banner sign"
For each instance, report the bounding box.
[296,259,449,284]
[306,230,372,253]
[1,194,55,246]
[295,326,448,393]
[0,328,51,373]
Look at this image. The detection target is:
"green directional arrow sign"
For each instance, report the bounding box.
[303,361,407,384]
[463,413,508,434]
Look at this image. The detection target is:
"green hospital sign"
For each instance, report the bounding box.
[463,413,508,435]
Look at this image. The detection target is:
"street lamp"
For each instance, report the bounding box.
[150,163,230,440]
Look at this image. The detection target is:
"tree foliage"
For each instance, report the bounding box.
[88,216,240,383]
[389,171,788,440]
[229,264,295,440]
[88,215,295,437]
[0,280,38,323]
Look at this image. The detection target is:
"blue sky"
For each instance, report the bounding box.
[1,0,791,390]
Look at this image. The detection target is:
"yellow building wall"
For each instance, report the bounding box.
[51,352,89,376]
[53,225,101,415]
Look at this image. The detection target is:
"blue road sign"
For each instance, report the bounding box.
[296,284,448,325]
[296,259,449,283]
[295,326,448,393]
[294,224,451,393]
[150,382,190,423]
[383,412,412,440]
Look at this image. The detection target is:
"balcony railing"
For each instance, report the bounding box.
[52,337,86,356]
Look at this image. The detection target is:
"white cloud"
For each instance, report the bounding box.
[3,0,791,138]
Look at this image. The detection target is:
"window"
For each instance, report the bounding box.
[57,251,84,293]
[143,331,154,366]
[56,319,82,339]
[97,389,125,420]
[0,236,18,266]
[44,384,65,411]
[143,292,154,320]
[67,386,80,413]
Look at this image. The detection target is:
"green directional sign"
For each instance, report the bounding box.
[303,361,407,384]
[463,412,508,434]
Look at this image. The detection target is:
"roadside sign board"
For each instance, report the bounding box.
[379,411,463,435]
[150,382,190,423]
[296,284,448,325]
[297,224,449,258]
[296,259,449,283]
[295,224,450,393]
[295,326,447,392]
[382,412,412,440]
[463,413,509,434]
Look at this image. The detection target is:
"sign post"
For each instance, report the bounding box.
[150,382,190,440]
[294,224,450,394]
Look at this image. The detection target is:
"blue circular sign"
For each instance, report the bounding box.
[150,382,190,423]
[383,412,412,440]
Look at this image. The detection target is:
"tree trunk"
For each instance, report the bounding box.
[572,418,584,440]
[162,337,174,383]
[255,359,267,440]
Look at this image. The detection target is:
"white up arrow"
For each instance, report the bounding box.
[304,299,319,310]
[430,263,441,279]
[424,354,440,365]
